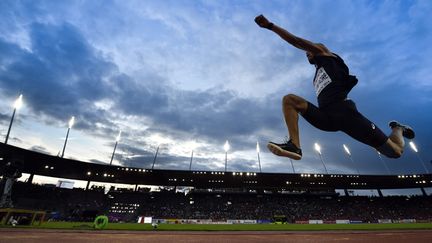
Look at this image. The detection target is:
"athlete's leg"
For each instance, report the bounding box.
[268,94,336,160]
[377,120,415,159]
[338,100,411,159]
[376,127,404,158]
[282,94,308,148]
[267,94,309,160]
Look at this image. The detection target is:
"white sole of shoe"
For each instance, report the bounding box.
[267,143,302,160]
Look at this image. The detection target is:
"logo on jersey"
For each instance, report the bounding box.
[313,67,332,96]
[371,123,376,130]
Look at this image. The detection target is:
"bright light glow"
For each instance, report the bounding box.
[343,144,351,156]
[256,141,260,153]
[148,133,173,147]
[409,141,418,153]
[68,116,75,128]
[314,143,321,155]
[186,140,199,152]
[224,140,230,152]
[14,94,23,109]
[116,131,122,142]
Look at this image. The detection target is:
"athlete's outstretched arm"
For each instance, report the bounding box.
[254,15,331,56]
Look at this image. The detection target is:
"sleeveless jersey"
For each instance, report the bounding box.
[312,54,357,108]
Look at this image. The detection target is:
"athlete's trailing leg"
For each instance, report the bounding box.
[377,121,415,158]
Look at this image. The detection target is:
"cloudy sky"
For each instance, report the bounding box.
[1,0,431,176]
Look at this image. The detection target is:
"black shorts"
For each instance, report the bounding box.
[302,99,388,148]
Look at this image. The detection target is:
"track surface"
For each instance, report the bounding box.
[1,229,432,243]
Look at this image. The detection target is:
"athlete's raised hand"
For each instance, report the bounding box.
[254,15,273,29]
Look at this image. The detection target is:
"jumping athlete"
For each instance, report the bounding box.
[254,14,415,160]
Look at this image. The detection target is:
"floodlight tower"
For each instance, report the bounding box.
[189,141,198,171]
[343,144,359,174]
[61,116,75,158]
[289,158,296,173]
[409,141,429,173]
[376,150,390,175]
[189,150,194,171]
[256,141,262,173]
[5,94,23,144]
[314,143,328,174]
[224,140,230,172]
[110,131,121,165]
[151,145,160,170]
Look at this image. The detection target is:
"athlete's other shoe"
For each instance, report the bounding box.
[389,120,415,139]
[267,139,302,160]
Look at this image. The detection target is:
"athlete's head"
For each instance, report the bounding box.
[307,43,329,65]
[306,52,315,64]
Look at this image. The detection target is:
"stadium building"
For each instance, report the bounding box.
[1,142,432,226]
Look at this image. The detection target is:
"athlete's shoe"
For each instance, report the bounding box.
[267,139,302,160]
[389,120,415,139]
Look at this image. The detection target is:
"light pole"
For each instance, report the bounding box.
[343,144,359,174]
[151,145,160,170]
[189,150,194,171]
[5,94,23,144]
[376,150,390,175]
[61,116,75,158]
[409,141,429,173]
[224,140,230,172]
[189,141,198,171]
[109,131,121,166]
[290,158,296,174]
[256,141,262,173]
[314,143,328,174]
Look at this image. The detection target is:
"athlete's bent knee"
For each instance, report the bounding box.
[283,94,306,110]
[282,94,296,106]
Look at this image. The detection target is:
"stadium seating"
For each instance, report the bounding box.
[8,182,432,223]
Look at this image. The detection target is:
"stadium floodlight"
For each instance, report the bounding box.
[5,94,23,144]
[343,144,351,156]
[409,141,418,153]
[314,143,328,174]
[61,116,75,158]
[343,144,359,175]
[68,116,75,129]
[14,94,23,110]
[314,143,321,155]
[110,130,122,166]
[224,140,230,152]
[409,141,429,173]
[224,140,230,172]
[116,130,122,142]
[256,141,262,173]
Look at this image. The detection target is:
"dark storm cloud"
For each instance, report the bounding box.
[141,88,281,144]
[0,112,10,125]
[0,20,278,152]
[0,22,114,128]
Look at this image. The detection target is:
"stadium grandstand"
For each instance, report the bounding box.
[1,142,432,225]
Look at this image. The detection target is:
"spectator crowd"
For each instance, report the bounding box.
[7,182,432,223]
